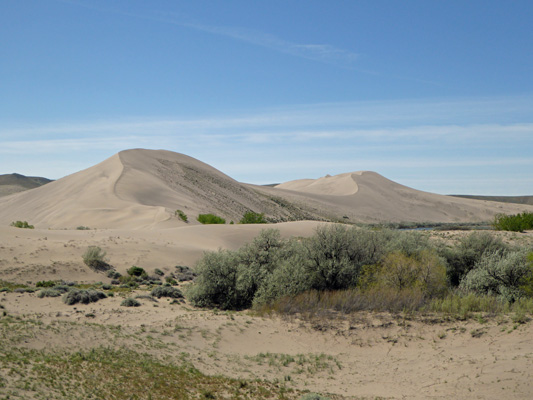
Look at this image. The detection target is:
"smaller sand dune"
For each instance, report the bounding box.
[275,172,361,196]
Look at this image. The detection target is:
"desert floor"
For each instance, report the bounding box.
[1,224,533,399]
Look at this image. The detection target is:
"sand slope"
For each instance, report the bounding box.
[0,148,532,229]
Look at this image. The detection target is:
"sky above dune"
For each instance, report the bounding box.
[1,0,532,195]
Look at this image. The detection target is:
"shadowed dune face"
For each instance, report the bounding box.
[0,148,532,229]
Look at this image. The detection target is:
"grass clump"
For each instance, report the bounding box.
[239,211,267,224]
[151,286,184,299]
[493,212,533,232]
[82,246,113,272]
[197,213,226,224]
[63,289,107,305]
[121,298,141,307]
[175,209,188,222]
[10,220,34,229]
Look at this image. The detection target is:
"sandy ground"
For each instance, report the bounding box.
[1,224,533,399]
[1,288,532,400]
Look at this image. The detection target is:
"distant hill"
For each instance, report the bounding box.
[451,195,533,206]
[2,149,533,229]
[0,173,52,197]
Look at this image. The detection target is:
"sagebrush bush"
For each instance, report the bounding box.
[197,213,226,224]
[37,288,62,298]
[63,289,107,305]
[460,250,533,302]
[151,286,184,299]
[82,246,113,272]
[440,232,509,286]
[121,298,141,307]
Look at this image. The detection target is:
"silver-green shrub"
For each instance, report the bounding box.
[460,250,533,302]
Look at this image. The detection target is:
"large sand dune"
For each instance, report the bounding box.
[0,148,532,229]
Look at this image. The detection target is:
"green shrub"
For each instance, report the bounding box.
[76,226,90,230]
[82,246,113,272]
[239,211,267,224]
[175,209,188,222]
[197,213,226,224]
[188,250,241,309]
[121,298,141,307]
[151,286,184,299]
[10,221,34,229]
[154,268,165,276]
[63,289,107,305]
[366,250,447,297]
[493,212,533,232]
[36,280,56,288]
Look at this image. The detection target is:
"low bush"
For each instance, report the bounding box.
[151,286,184,299]
[154,268,165,276]
[10,221,34,229]
[174,265,197,282]
[197,213,226,224]
[127,266,147,277]
[121,298,141,307]
[76,226,90,230]
[82,246,113,272]
[63,289,107,305]
[36,280,56,288]
[37,288,62,298]
[239,211,267,224]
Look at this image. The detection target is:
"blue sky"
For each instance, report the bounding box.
[1,0,532,195]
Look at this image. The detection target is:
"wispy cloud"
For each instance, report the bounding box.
[171,18,359,67]
[57,0,358,68]
[1,96,532,194]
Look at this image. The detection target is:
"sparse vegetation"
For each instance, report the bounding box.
[76,226,90,230]
[151,286,184,299]
[10,220,34,229]
[197,213,226,224]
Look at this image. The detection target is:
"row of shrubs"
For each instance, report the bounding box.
[187,226,533,311]
[36,282,183,306]
[180,211,267,225]
[493,212,533,232]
